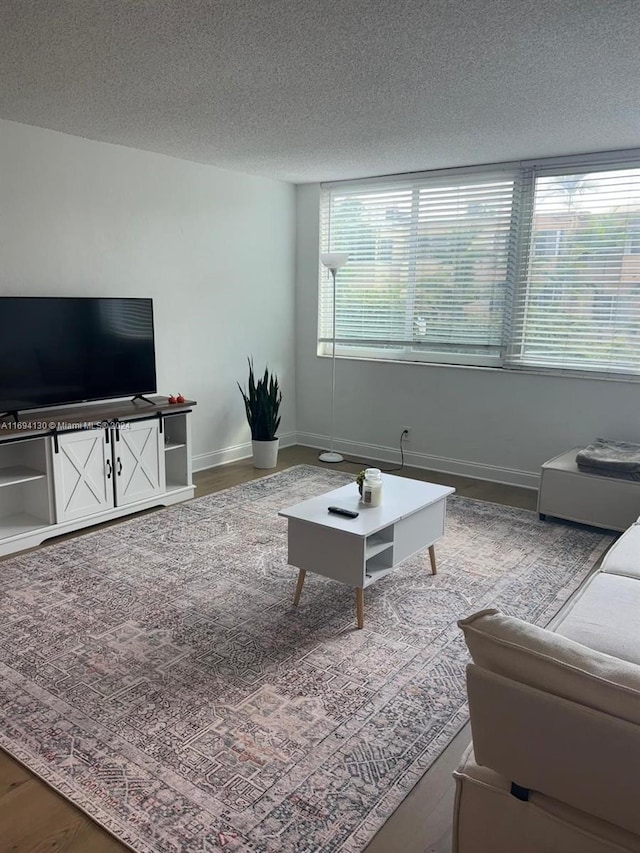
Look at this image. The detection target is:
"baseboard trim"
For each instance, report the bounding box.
[192,431,297,472]
[193,431,539,489]
[296,432,540,490]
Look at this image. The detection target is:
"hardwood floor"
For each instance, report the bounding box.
[0,446,538,853]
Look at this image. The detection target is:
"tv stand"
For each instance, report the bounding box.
[0,397,196,557]
[131,394,157,406]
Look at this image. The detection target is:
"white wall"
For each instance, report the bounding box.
[296,183,640,488]
[0,119,296,468]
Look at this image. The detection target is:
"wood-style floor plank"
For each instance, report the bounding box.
[0,754,124,851]
[0,445,538,853]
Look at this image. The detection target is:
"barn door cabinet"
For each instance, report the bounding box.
[0,399,195,556]
[53,419,166,521]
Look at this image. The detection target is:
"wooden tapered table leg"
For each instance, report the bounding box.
[355,587,364,629]
[428,544,437,575]
[293,569,306,605]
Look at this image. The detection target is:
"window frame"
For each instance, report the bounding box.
[319,148,640,381]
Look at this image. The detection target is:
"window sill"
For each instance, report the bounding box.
[316,352,640,384]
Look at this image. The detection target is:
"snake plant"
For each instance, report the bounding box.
[237,358,282,441]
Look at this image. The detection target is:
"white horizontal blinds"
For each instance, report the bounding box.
[320,172,517,363]
[508,165,640,375]
[412,175,516,360]
[319,183,414,354]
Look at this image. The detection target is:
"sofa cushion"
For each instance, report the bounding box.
[554,574,640,666]
[459,609,640,725]
[601,524,640,580]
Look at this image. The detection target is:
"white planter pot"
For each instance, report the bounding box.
[252,438,279,469]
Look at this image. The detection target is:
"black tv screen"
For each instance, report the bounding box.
[0,297,157,413]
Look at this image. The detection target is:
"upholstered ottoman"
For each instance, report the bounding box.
[538,449,640,531]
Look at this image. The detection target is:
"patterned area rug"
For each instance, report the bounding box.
[0,466,614,852]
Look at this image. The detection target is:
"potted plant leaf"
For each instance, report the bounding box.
[237,358,282,468]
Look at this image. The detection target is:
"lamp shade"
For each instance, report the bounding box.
[320,252,349,271]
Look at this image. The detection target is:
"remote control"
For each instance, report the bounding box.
[328,506,359,518]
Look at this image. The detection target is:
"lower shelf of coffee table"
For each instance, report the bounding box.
[364,562,395,587]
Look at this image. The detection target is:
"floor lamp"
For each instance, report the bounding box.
[319,252,348,463]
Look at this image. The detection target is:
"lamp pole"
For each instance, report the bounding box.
[319,253,348,463]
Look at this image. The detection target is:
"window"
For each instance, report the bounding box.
[319,154,640,378]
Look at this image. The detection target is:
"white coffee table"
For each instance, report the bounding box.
[279,473,454,629]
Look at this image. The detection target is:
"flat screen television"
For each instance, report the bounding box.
[0,297,157,414]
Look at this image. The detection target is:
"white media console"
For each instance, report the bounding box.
[0,397,195,557]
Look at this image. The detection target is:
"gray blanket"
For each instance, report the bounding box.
[576,438,640,481]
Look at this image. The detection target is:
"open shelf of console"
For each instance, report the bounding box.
[0,435,52,540]
[0,466,47,488]
[1,512,52,539]
[163,411,192,491]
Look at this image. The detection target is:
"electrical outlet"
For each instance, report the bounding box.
[401,426,411,441]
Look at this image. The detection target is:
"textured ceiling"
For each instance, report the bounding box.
[1,0,639,183]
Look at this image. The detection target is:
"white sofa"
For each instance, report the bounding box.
[453,518,640,853]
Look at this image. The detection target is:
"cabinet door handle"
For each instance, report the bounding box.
[117,457,123,476]
[106,458,112,479]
